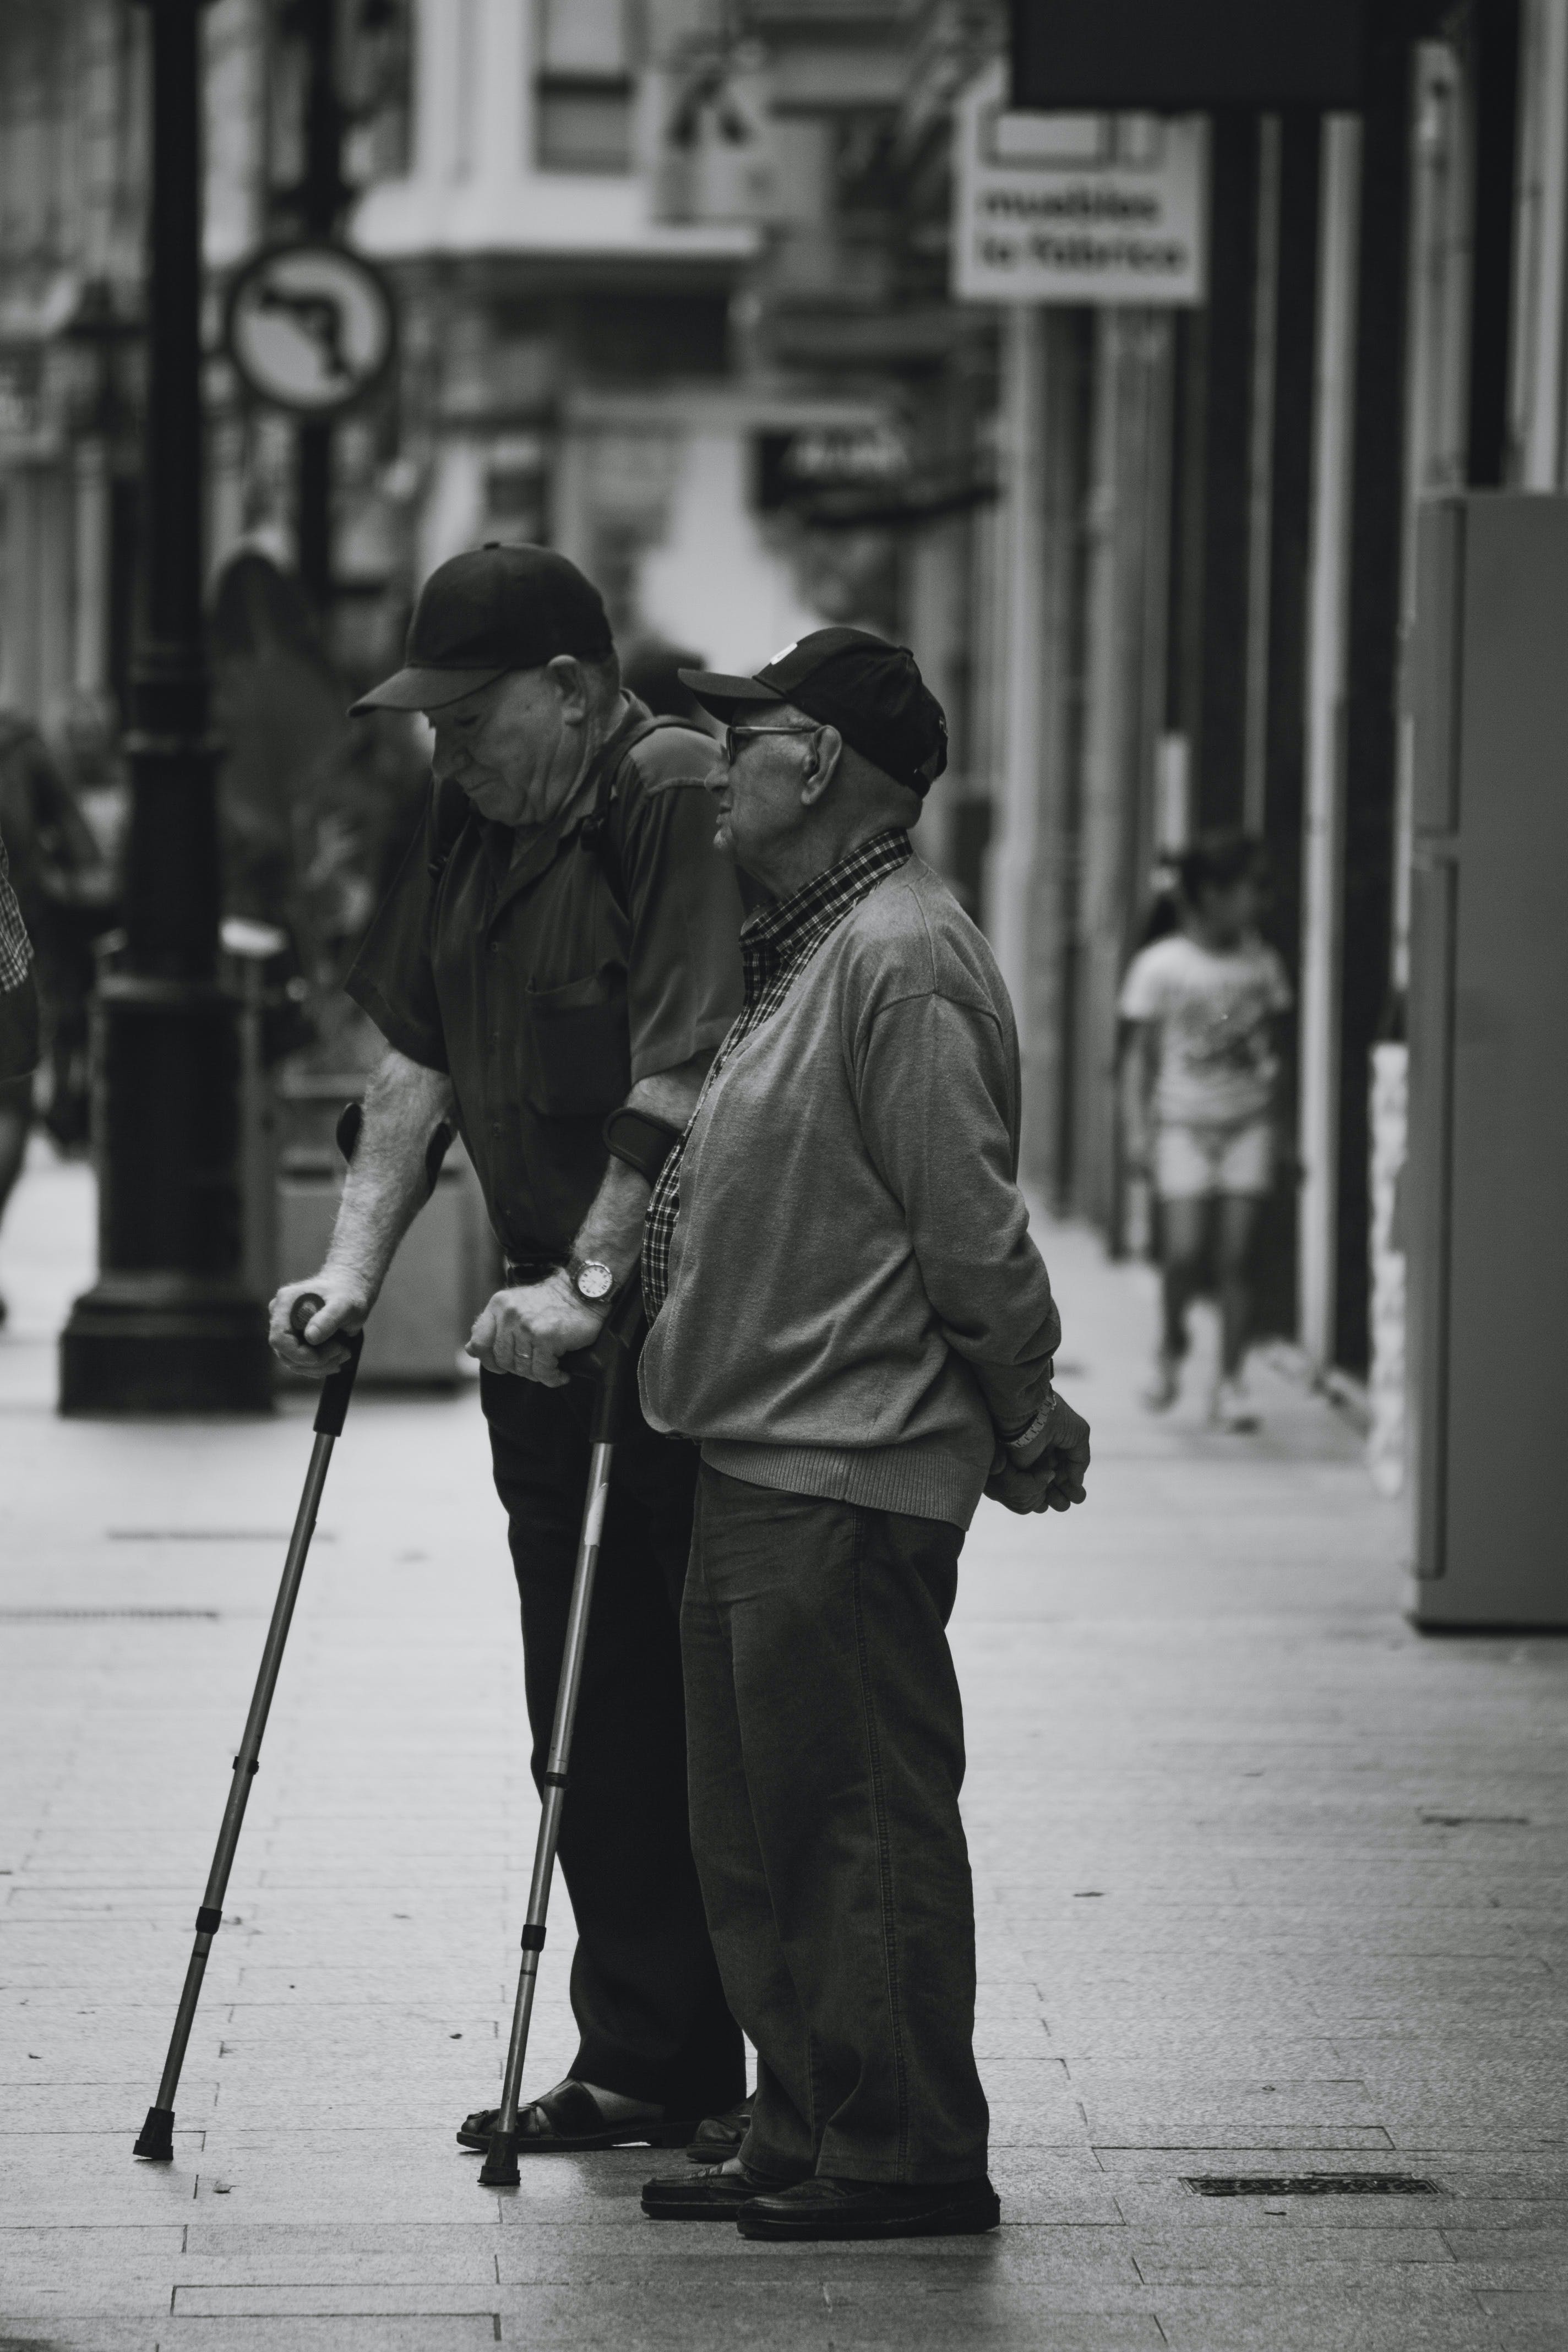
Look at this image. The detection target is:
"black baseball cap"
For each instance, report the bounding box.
[679,627,948,797]
[350,543,614,715]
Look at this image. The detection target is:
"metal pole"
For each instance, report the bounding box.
[61,0,269,1414]
[479,1294,645,2190]
[294,0,349,614]
[480,1442,615,2188]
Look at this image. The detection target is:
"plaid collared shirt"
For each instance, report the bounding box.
[0,835,31,993]
[641,826,911,1320]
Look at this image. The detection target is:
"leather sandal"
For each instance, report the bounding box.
[455,2079,698,2154]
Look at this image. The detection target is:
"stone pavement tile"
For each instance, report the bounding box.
[0,2324,161,2352]
[1149,2278,1501,2351]
[1128,2225,1456,2280]
[179,2224,501,2284]
[1476,2293,1568,2350]
[173,2286,505,2316]
[1100,2127,1398,2153]
[984,2155,1124,2224]
[1076,2078,1383,2140]
[0,2144,208,2224]
[1,2084,219,2133]
[1446,2233,1568,2262]
[493,2226,1144,2291]
[1089,2145,1424,2176]
[161,2323,498,2348]
[173,2142,640,2226]
[488,2279,1164,2350]
[1448,2262,1568,2293]
[0,2226,183,2315]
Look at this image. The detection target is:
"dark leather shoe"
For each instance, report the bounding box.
[643,2159,793,2220]
[737,2174,1001,2240]
[456,2080,697,2154]
[684,2094,754,2163]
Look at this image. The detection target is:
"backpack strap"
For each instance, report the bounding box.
[579,714,705,920]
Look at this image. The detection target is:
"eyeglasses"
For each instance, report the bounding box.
[722,723,820,766]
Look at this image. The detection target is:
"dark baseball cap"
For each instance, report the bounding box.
[350,543,614,715]
[679,627,948,797]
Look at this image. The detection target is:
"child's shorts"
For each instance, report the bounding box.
[1156,1118,1275,1201]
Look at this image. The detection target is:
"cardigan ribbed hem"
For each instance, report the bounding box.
[699,1437,985,1531]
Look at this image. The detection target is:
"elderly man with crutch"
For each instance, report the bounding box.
[269,545,748,2159]
[631,628,1092,2240]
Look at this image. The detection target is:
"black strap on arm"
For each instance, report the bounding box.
[602,1104,683,1185]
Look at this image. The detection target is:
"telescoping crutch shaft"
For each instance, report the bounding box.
[479,1285,647,2190]
[133,1106,454,2163]
[132,1303,363,2161]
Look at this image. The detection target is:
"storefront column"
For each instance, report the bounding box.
[1299,116,1361,1372]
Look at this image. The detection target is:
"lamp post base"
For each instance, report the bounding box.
[60,1276,271,1415]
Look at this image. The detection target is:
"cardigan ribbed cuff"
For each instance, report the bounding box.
[699,1437,985,1531]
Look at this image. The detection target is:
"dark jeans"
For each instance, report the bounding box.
[481,1369,744,2116]
[682,1465,989,2185]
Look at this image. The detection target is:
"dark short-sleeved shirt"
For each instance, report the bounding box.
[345,698,742,1262]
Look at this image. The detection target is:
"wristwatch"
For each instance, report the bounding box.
[567,1255,615,1303]
[1004,1387,1058,1460]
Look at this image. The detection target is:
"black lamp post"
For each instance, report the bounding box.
[59,0,270,1413]
[289,0,352,609]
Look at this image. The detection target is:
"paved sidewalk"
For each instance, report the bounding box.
[2,1146,1566,2351]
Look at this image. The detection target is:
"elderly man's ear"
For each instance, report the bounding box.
[799,723,843,808]
[546,652,594,724]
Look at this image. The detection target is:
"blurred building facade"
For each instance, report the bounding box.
[2,0,1563,1433]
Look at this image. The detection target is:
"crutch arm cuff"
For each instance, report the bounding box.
[602,1106,683,1186]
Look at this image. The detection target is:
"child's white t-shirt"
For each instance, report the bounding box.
[1119,932,1292,1126]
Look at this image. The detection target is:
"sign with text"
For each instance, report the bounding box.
[953,61,1206,308]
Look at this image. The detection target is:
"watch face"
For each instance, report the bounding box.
[575,1260,614,1301]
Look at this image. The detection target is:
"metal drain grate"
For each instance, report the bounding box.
[1184,2174,1441,2198]
[0,1608,221,1621]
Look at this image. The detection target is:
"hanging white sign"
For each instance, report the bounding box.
[953,59,1207,307]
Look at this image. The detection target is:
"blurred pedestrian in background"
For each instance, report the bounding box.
[42,689,130,1151]
[0,827,40,1326]
[1119,831,1292,1433]
[0,705,112,1170]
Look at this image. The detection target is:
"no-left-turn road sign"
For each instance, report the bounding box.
[224,242,396,416]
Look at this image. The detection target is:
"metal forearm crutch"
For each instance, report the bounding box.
[132,1300,362,2160]
[134,1106,450,2162]
[479,1284,647,2189]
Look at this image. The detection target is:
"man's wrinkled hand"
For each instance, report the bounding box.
[268,1272,371,1376]
[466,1272,608,1385]
[985,1392,1092,1516]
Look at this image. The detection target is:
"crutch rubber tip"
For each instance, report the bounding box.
[134,2106,176,2162]
[478,2130,521,2188]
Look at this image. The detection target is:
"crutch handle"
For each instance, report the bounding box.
[291,1294,364,1436]
[562,1283,647,1443]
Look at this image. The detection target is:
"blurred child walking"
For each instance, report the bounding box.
[1120,833,1291,1433]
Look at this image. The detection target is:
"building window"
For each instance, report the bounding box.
[535,0,634,174]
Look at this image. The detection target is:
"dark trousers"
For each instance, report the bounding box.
[682,1465,989,2185]
[481,1369,744,2115]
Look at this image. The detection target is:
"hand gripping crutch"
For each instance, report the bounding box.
[478,1283,648,2188]
[134,1105,451,2162]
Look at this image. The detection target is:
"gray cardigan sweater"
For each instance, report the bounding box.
[638,854,1060,1529]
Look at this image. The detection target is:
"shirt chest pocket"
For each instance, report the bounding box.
[524,961,631,1118]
